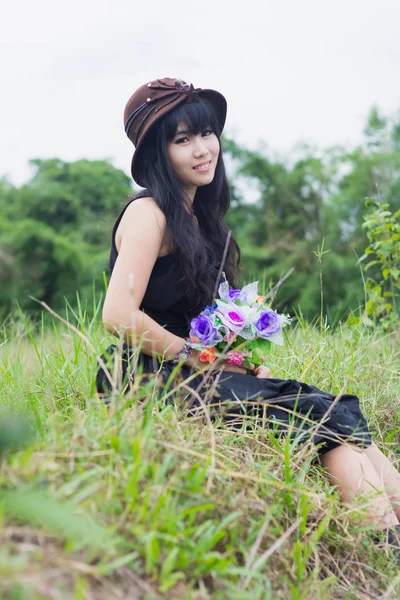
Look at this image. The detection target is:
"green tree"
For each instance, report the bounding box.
[0,159,133,316]
[0,217,83,313]
[223,107,400,321]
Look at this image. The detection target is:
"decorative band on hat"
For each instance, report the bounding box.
[132,104,159,146]
[124,102,149,136]
[124,79,201,145]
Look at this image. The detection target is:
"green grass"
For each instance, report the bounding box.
[0,307,399,599]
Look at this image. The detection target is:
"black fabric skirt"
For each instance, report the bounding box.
[96,344,372,455]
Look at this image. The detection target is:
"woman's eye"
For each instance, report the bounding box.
[176,137,189,144]
[202,129,212,137]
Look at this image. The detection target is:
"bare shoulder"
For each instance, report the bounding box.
[120,197,166,232]
[116,197,166,250]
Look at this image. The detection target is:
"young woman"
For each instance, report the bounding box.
[97,77,400,554]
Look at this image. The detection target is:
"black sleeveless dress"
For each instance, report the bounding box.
[96,199,372,455]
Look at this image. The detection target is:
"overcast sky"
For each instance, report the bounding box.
[2,0,400,186]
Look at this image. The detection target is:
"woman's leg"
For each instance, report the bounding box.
[320,443,399,528]
[363,442,400,521]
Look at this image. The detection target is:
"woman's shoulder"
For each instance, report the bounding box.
[121,196,166,231]
[115,196,167,253]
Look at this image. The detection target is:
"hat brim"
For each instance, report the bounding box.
[131,88,227,187]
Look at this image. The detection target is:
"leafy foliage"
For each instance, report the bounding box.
[360,197,400,327]
[223,106,400,322]
[0,159,132,316]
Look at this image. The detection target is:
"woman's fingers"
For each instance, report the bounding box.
[254,366,272,378]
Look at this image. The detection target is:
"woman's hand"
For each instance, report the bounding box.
[253,365,272,379]
[220,363,272,377]
[188,351,271,377]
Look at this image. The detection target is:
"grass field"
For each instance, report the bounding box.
[1,306,399,599]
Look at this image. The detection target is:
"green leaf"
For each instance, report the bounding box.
[246,338,271,352]
[144,535,160,574]
[160,547,179,580]
[97,551,140,575]
[159,571,185,593]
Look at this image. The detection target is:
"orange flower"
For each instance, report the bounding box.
[256,295,265,303]
[199,347,217,363]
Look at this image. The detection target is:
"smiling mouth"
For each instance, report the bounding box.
[193,160,212,171]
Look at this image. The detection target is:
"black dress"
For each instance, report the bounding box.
[96,199,372,455]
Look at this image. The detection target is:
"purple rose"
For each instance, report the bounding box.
[255,309,281,338]
[228,289,241,302]
[215,302,249,334]
[226,310,245,327]
[190,314,218,346]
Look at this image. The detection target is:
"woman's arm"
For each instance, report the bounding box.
[102,197,196,362]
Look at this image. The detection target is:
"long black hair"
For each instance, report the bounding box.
[133,97,241,313]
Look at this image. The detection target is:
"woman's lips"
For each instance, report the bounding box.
[193,160,212,172]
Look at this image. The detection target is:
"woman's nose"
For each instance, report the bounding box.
[193,136,208,156]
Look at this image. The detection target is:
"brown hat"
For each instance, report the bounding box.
[123,77,227,186]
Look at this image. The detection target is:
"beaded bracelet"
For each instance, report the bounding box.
[171,339,193,365]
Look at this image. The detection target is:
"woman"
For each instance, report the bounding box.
[97,77,400,553]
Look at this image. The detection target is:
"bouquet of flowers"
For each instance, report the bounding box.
[189,276,290,369]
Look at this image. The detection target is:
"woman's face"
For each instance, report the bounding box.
[167,121,220,198]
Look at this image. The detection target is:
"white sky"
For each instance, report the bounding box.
[1,0,400,185]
